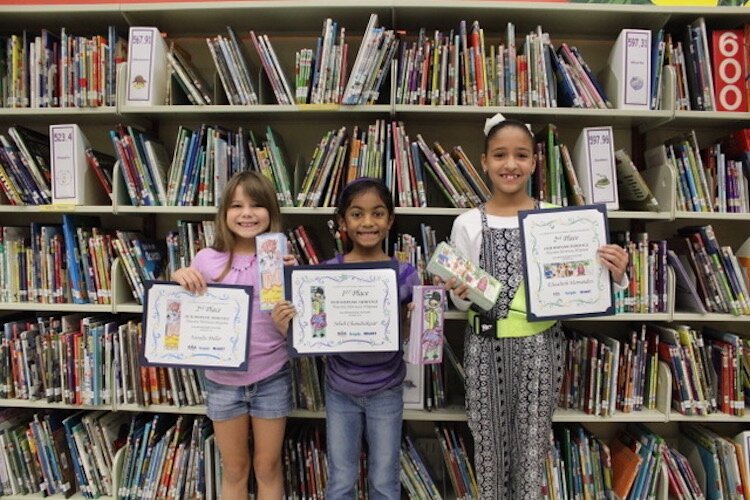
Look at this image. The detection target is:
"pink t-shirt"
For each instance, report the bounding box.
[191,248,288,386]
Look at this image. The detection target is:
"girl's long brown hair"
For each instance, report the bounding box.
[213,171,282,281]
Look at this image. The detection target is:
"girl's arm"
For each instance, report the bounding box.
[402,301,415,343]
[448,217,476,312]
[172,267,207,294]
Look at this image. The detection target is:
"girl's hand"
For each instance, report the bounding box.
[405,301,415,319]
[271,301,296,336]
[283,254,298,266]
[172,267,207,295]
[598,244,628,285]
[444,277,470,300]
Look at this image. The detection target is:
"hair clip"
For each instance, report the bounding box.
[483,113,507,136]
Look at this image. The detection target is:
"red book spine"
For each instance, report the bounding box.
[712,30,748,112]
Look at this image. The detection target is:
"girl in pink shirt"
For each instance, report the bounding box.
[173,171,297,499]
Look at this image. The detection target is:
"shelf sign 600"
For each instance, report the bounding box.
[712,30,748,112]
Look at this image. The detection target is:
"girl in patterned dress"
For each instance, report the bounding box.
[447,114,629,498]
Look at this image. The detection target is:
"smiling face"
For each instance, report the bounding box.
[226,185,270,253]
[482,124,536,198]
[339,188,394,254]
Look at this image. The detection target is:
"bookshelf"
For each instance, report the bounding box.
[0,1,749,498]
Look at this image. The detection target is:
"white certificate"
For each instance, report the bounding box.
[141,281,252,370]
[519,205,614,321]
[285,261,401,355]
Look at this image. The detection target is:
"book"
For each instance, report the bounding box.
[668,249,708,314]
[426,241,502,311]
[407,286,445,365]
[614,149,659,212]
[256,233,287,311]
[610,434,643,498]
[166,42,212,105]
[84,149,115,201]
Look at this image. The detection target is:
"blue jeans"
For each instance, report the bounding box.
[325,383,403,500]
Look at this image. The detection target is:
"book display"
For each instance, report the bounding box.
[1,1,750,498]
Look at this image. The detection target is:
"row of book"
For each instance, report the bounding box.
[295,120,490,209]
[544,423,750,500]
[0,408,125,497]
[655,21,716,112]
[681,423,750,499]
[43,122,750,215]
[0,219,164,306]
[654,323,747,418]
[3,218,749,326]
[1,27,126,109]
[558,327,660,418]
[0,219,115,305]
[7,311,750,422]
[559,322,750,419]
[8,400,750,500]
[0,125,52,205]
[612,232,669,314]
[0,118,686,214]
[162,15,396,108]
[100,120,628,211]
[646,130,750,214]
[0,314,207,408]
[394,22,609,109]
[5,408,745,500]
[132,16,745,112]
[0,217,332,306]
[3,18,742,112]
[670,224,750,316]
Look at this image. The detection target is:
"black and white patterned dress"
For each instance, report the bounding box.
[464,204,565,499]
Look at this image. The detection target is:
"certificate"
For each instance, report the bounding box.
[141,281,252,370]
[284,261,401,356]
[519,204,614,321]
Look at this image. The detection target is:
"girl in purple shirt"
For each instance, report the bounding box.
[172,171,297,499]
[323,179,420,499]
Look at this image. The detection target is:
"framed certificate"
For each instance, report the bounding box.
[284,261,401,356]
[141,281,253,370]
[519,204,614,321]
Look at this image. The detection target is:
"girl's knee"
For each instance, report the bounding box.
[253,454,282,483]
[222,457,251,484]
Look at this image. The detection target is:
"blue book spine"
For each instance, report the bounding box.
[62,215,86,304]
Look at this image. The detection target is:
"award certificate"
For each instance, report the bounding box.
[284,261,401,355]
[141,281,252,370]
[519,204,614,321]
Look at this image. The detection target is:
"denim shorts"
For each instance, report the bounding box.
[204,364,293,421]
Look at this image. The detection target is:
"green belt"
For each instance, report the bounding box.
[467,282,556,338]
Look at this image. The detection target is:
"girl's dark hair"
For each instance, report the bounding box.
[484,118,534,153]
[335,177,394,217]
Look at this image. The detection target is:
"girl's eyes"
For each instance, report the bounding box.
[230,203,261,208]
[347,210,387,219]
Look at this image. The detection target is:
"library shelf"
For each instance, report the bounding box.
[0,302,114,313]
[0,398,107,411]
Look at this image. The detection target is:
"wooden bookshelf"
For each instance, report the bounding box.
[0,1,749,498]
